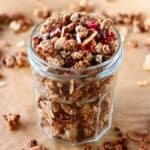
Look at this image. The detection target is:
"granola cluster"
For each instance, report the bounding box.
[27,139,48,150]
[3,113,21,131]
[2,51,29,68]
[103,12,150,33]
[32,12,118,69]
[0,13,32,33]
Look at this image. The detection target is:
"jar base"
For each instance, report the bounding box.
[37,121,112,146]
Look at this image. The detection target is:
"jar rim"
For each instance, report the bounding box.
[29,21,122,72]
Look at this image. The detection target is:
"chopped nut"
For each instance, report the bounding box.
[126,40,138,48]
[54,37,66,50]
[3,113,20,130]
[75,25,88,38]
[82,31,97,46]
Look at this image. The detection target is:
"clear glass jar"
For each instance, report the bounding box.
[28,24,122,145]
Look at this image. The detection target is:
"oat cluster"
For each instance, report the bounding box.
[32,12,118,69]
[3,113,20,131]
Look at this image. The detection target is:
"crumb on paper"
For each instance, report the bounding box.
[137,80,149,87]
[3,113,21,131]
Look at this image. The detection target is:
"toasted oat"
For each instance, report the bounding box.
[126,40,138,48]
[137,80,149,87]
[3,113,20,130]
[143,55,150,71]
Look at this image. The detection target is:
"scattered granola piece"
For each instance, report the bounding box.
[143,54,150,71]
[28,139,38,148]
[3,113,20,130]
[137,80,149,87]
[15,51,29,67]
[126,40,138,48]
[2,55,16,68]
[33,7,51,19]
[9,13,32,33]
[0,13,11,25]
[27,139,48,150]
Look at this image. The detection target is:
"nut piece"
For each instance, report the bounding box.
[126,40,138,48]
[137,80,149,87]
[28,139,38,148]
[3,113,20,130]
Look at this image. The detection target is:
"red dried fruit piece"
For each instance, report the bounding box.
[86,19,98,29]
[81,41,94,52]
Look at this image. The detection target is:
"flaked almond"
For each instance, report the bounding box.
[54,37,66,50]
[137,80,149,87]
[82,31,97,46]
[69,80,74,95]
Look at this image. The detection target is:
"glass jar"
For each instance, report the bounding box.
[28,24,122,145]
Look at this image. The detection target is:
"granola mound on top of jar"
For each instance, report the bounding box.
[29,11,121,145]
[32,12,118,69]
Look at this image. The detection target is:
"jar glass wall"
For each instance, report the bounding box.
[28,23,122,145]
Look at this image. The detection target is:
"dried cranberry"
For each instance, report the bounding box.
[86,19,98,29]
[82,41,93,52]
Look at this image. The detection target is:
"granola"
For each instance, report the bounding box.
[3,113,20,130]
[29,12,120,144]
